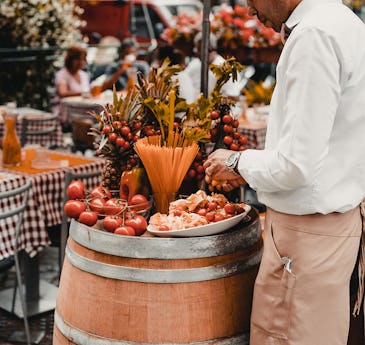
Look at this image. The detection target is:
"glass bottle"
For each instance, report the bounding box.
[2,111,21,166]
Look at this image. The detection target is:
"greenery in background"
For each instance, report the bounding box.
[0,0,85,109]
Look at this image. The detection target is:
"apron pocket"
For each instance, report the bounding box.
[251,221,296,342]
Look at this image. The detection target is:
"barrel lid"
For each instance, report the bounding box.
[69,210,261,259]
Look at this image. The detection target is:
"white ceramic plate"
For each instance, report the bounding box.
[147,205,251,238]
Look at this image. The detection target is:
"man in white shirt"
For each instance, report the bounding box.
[204,0,365,344]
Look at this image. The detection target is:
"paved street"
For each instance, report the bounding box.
[0,246,59,345]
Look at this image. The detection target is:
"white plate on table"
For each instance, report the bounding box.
[147,205,251,238]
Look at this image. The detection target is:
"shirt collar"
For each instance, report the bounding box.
[285,0,342,30]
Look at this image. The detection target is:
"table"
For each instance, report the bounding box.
[0,148,105,318]
[59,91,115,124]
[0,107,64,147]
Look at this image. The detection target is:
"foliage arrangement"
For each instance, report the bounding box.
[210,4,281,51]
[0,0,85,109]
[89,57,249,193]
[161,4,282,61]
[0,0,84,48]
[244,79,275,107]
[160,12,202,47]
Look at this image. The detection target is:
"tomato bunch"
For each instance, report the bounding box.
[190,201,246,223]
[64,180,150,236]
[183,103,248,185]
[184,150,205,182]
[209,105,248,151]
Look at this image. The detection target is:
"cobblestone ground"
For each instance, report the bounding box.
[0,246,59,345]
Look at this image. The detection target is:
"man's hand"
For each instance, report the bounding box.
[203,149,246,192]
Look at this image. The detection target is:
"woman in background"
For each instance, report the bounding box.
[55,45,90,98]
[54,45,90,132]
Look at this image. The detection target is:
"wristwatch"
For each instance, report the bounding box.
[226,152,241,174]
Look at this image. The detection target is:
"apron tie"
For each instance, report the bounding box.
[352,200,365,317]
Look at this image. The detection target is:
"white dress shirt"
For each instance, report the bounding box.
[239,0,365,215]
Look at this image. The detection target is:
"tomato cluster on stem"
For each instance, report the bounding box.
[64,180,149,236]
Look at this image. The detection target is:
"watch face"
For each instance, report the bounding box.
[227,153,238,169]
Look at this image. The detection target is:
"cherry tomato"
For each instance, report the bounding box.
[239,136,248,145]
[213,214,225,222]
[64,200,86,219]
[66,180,86,200]
[205,211,216,222]
[158,225,170,231]
[121,126,131,137]
[210,110,220,120]
[102,216,123,232]
[88,197,106,214]
[129,194,148,205]
[112,121,122,129]
[223,135,233,146]
[187,169,196,179]
[207,202,218,211]
[78,211,98,226]
[196,165,204,174]
[172,209,182,217]
[125,215,147,236]
[224,203,236,214]
[133,121,142,130]
[210,127,218,137]
[223,124,233,133]
[114,226,136,236]
[222,114,233,124]
[230,143,239,151]
[197,208,208,217]
[90,186,112,200]
[233,132,241,139]
[104,198,126,215]
[116,137,126,147]
[102,125,113,134]
[108,133,118,142]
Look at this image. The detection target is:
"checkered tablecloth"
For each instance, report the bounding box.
[238,121,267,150]
[0,107,64,148]
[0,155,105,260]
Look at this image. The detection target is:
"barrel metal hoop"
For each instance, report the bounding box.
[66,245,263,283]
[69,216,261,259]
[54,310,249,345]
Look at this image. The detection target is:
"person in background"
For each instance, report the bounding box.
[54,45,90,132]
[98,38,149,92]
[184,32,243,101]
[55,45,90,98]
[204,0,365,344]
[153,45,196,104]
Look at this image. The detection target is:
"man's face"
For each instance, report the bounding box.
[247,0,292,32]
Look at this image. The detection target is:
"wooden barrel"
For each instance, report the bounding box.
[53,209,263,345]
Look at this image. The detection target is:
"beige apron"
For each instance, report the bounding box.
[250,205,363,345]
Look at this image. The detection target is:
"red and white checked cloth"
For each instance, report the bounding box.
[0,107,64,148]
[238,121,267,150]
[0,156,105,260]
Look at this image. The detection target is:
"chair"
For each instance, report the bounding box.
[20,113,59,148]
[59,170,102,273]
[66,103,103,153]
[0,181,32,345]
